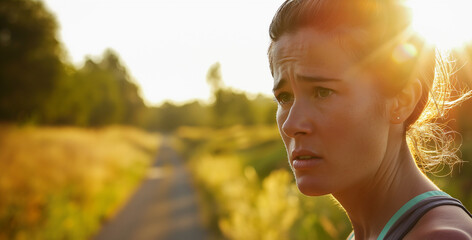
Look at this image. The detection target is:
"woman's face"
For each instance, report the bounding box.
[271,28,393,196]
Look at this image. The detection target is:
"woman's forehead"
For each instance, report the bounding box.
[271,28,358,77]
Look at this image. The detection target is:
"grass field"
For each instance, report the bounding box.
[176,125,351,240]
[176,125,472,240]
[0,125,160,240]
[3,123,470,240]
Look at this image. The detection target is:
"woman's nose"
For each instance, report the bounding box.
[281,100,313,138]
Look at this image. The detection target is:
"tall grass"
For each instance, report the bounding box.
[0,125,160,240]
[177,125,472,240]
[176,125,351,240]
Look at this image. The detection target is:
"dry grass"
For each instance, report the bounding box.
[0,125,160,240]
[177,125,351,239]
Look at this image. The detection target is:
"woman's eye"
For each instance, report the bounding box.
[275,92,293,105]
[315,87,333,98]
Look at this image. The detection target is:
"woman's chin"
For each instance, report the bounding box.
[295,175,330,196]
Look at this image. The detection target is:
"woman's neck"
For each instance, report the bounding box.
[332,139,439,240]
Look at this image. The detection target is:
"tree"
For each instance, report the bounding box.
[143,101,211,132]
[42,50,146,127]
[250,94,277,125]
[100,49,146,125]
[0,0,65,122]
[213,89,253,127]
[206,62,223,95]
[204,63,277,127]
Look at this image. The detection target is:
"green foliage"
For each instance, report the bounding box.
[0,125,160,240]
[143,101,212,132]
[0,1,273,130]
[250,94,278,126]
[0,0,64,122]
[145,90,277,132]
[99,50,146,125]
[42,50,146,127]
[212,89,253,127]
[0,0,145,127]
[218,169,300,240]
[207,62,223,93]
[178,123,472,239]
[177,126,352,239]
[71,59,123,126]
[206,63,277,128]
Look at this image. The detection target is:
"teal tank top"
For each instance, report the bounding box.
[347,191,472,240]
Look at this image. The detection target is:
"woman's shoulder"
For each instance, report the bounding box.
[405,205,472,240]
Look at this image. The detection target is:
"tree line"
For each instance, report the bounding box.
[0,0,276,131]
[2,0,471,133]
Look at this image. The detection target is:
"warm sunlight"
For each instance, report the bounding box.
[43,0,281,105]
[3,1,472,240]
[407,0,472,50]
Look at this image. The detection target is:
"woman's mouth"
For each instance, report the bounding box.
[292,151,323,170]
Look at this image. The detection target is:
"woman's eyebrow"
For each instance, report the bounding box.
[273,75,341,92]
[297,75,342,83]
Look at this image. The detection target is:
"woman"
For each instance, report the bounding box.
[268,0,472,239]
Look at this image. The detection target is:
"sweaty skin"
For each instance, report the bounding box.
[271,28,472,239]
[272,27,397,197]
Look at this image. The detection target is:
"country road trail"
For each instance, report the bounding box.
[94,136,207,240]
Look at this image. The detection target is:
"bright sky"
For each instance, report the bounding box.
[43,0,472,106]
[43,0,283,105]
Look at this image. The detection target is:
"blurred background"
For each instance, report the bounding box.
[1,0,472,239]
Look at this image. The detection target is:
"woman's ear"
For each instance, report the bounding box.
[390,78,423,124]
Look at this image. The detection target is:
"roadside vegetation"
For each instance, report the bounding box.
[2,1,472,239]
[0,125,160,240]
[175,126,351,240]
[175,123,472,240]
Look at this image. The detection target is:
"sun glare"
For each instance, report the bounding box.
[407,0,472,50]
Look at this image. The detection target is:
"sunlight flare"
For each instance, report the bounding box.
[406,0,472,50]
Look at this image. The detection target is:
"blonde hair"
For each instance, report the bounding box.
[268,0,472,174]
[407,50,472,174]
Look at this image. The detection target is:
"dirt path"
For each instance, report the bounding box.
[94,136,207,240]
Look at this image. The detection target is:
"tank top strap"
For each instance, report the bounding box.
[347,191,472,240]
[383,195,472,239]
[377,190,449,239]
